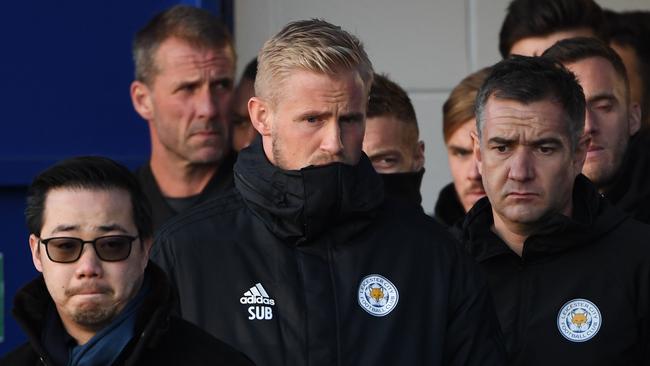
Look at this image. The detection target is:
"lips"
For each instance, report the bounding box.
[66,284,112,297]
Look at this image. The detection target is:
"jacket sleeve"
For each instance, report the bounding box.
[442,242,506,366]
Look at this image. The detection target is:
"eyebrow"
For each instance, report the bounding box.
[48,223,131,236]
[293,111,365,122]
[587,93,617,104]
[447,144,473,153]
[487,136,564,147]
[487,137,516,145]
[530,137,563,147]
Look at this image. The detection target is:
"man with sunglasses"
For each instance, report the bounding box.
[1,157,253,365]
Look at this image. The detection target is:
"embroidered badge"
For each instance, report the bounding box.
[557,298,602,342]
[357,274,399,317]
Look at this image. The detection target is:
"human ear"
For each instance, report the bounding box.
[130,81,154,121]
[29,234,44,273]
[248,97,272,136]
[471,131,483,176]
[628,102,641,136]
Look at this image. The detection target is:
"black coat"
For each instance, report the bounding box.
[434,183,467,227]
[0,262,254,366]
[604,131,650,224]
[136,151,237,232]
[152,141,505,366]
[457,175,650,365]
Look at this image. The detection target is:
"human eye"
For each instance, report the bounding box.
[339,115,363,124]
[452,149,471,158]
[493,145,508,153]
[212,79,233,92]
[305,115,322,124]
[176,82,198,94]
[592,100,614,113]
[538,145,555,155]
[47,238,79,252]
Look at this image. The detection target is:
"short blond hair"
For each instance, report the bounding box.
[256,19,373,103]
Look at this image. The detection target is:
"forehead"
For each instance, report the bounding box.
[482,97,569,139]
[364,115,412,149]
[510,28,595,56]
[274,69,366,108]
[153,37,234,75]
[447,119,476,145]
[565,57,626,99]
[41,188,134,233]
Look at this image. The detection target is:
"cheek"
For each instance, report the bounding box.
[448,158,464,182]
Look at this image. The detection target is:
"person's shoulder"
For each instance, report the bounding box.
[159,315,255,365]
[0,343,38,365]
[377,198,464,253]
[156,189,246,240]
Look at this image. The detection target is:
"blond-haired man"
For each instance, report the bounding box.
[152,19,504,366]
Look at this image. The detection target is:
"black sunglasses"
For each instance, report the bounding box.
[39,235,138,263]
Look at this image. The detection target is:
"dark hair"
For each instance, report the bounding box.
[475,56,585,150]
[499,0,606,58]
[604,9,650,127]
[367,73,419,140]
[443,67,491,143]
[242,58,258,81]
[133,5,234,84]
[542,37,630,103]
[26,156,153,241]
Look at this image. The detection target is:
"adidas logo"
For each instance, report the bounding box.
[240,283,276,306]
[240,283,275,320]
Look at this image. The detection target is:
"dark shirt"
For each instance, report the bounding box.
[135,151,236,232]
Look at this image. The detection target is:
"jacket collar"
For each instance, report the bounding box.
[434,182,467,227]
[462,175,627,262]
[12,262,175,364]
[604,131,650,219]
[234,140,384,243]
[380,168,424,210]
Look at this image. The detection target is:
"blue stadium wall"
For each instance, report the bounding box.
[0,0,233,355]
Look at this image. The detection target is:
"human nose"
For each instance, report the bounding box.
[196,86,219,121]
[468,157,482,181]
[584,109,598,136]
[508,149,534,182]
[320,120,344,155]
[74,245,103,279]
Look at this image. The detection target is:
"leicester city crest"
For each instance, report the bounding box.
[557,298,602,342]
[357,274,399,317]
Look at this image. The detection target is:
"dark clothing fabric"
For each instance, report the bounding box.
[152,141,505,366]
[604,131,650,224]
[379,168,424,210]
[457,175,650,366]
[135,151,237,232]
[434,183,467,227]
[1,262,254,366]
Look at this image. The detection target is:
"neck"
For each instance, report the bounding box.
[491,212,532,257]
[149,155,219,198]
[491,200,573,257]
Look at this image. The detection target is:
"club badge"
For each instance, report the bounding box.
[557,298,602,342]
[357,274,399,317]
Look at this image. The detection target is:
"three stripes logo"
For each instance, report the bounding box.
[240,283,275,320]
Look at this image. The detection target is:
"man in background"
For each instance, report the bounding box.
[499,0,606,57]
[363,73,425,208]
[544,37,650,223]
[435,67,490,226]
[130,5,237,231]
[230,58,259,152]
